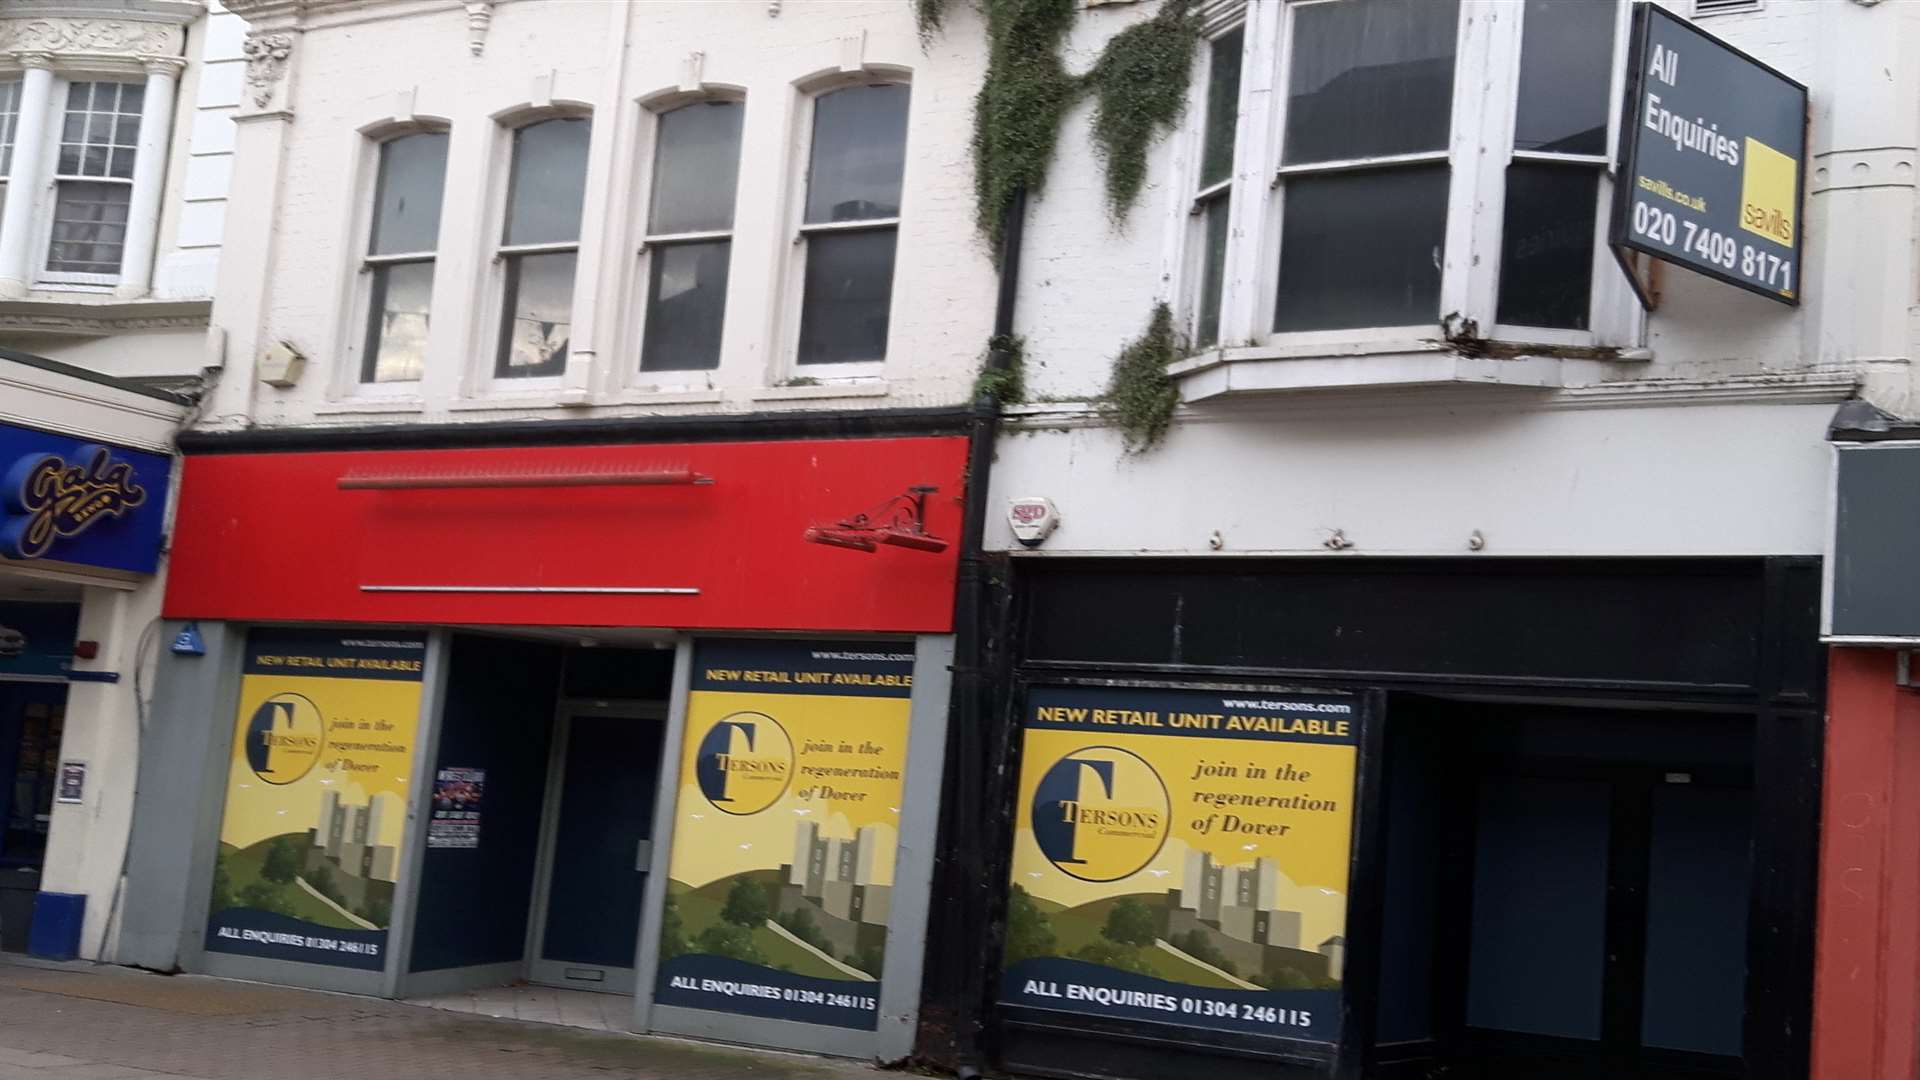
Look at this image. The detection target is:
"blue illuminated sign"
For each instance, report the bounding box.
[0,422,170,575]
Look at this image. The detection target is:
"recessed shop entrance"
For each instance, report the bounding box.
[0,598,80,954]
[404,632,673,1004]
[1381,700,1755,1080]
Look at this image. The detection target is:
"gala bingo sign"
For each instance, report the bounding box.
[1612,2,1807,304]
[1001,685,1361,1045]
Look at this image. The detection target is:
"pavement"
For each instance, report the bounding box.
[0,956,896,1080]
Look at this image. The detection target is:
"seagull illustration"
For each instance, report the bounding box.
[793,808,813,816]
[738,843,753,851]
[1147,869,1171,878]
[888,807,900,814]
[1027,872,1043,878]
[1241,843,1259,851]
[689,813,705,820]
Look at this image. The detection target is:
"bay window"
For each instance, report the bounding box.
[46,81,141,278]
[1190,0,1634,361]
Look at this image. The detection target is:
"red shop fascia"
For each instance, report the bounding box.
[161,416,972,635]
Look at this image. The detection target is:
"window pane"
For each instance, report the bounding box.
[1196,194,1230,348]
[362,260,434,383]
[58,81,143,180]
[496,250,576,377]
[46,181,131,274]
[369,132,449,256]
[1274,165,1448,332]
[0,81,20,175]
[797,227,896,364]
[1514,0,1615,155]
[504,117,591,246]
[1201,28,1244,188]
[649,101,744,236]
[805,84,909,224]
[1284,0,1460,164]
[642,239,730,371]
[1496,164,1598,330]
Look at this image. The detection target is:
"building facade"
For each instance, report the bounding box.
[0,0,239,963]
[921,1,1910,1079]
[113,0,997,1066]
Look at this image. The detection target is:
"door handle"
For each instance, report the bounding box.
[635,838,653,871]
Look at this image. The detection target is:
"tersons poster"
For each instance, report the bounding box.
[654,639,913,1030]
[1000,685,1359,1043]
[204,630,426,970]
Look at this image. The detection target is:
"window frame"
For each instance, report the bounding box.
[339,122,452,397]
[1180,20,1245,351]
[776,71,912,384]
[1179,0,1643,363]
[34,75,144,289]
[0,78,21,231]
[485,111,593,387]
[630,89,747,387]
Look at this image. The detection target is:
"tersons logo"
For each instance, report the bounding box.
[244,692,325,785]
[1,447,148,561]
[694,711,794,815]
[1032,746,1171,882]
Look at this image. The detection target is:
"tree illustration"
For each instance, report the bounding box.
[1001,885,1058,966]
[658,895,689,962]
[260,837,301,885]
[696,922,765,964]
[239,881,286,916]
[1102,897,1157,947]
[721,877,771,927]
[1073,939,1153,975]
[208,852,235,914]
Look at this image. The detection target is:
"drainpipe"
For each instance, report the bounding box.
[921,185,1025,1075]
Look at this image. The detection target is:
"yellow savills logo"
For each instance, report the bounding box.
[1740,136,1796,247]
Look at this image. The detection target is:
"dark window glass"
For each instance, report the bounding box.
[495,250,575,377]
[642,239,731,371]
[805,84,909,224]
[362,260,434,383]
[1514,0,1615,156]
[1496,163,1598,329]
[649,101,743,235]
[57,82,142,180]
[369,132,449,256]
[1284,0,1460,165]
[797,228,896,365]
[503,117,590,246]
[47,181,130,273]
[1274,165,1448,331]
[1201,28,1244,188]
[1196,196,1231,348]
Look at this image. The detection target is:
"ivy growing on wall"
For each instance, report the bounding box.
[1103,303,1181,452]
[941,0,1199,258]
[973,333,1029,404]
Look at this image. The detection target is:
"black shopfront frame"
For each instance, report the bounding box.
[917,556,1824,1080]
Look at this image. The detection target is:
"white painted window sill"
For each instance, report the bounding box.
[1171,340,1654,402]
[749,381,890,402]
[313,397,425,415]
[601,388,726,406]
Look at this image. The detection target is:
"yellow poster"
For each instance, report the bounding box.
[1001,685,1359,1043]
[204,629,425,970]
[655,639,914,1031]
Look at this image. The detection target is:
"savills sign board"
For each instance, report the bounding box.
[1611,2,1807,305]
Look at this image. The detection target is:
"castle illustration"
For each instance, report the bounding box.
[774,822,890,964]
[1167,852,1341,983]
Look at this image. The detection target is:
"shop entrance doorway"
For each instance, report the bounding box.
[1378,700,1754,1080]
[405,634,674,1006]
[0,598,80,954]
[526,703,666,994]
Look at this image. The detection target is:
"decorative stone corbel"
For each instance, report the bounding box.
[242,30,295,112]
[465,1,494,56]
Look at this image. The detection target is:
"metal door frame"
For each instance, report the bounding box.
[524,698,668,994]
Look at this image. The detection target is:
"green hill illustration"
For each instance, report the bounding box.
[662,871,879,981]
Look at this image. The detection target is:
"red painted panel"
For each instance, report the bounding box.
[162,436,968,633]
[1812,647,1920,1080]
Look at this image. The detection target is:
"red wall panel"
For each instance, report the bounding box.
[162,436,968,633]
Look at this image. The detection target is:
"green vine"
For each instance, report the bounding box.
[915,0,951,41]
[973,333,1029,405]
[1085,1,1200,217]
[1102,303,1181,452]
[968,0,1199,257]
